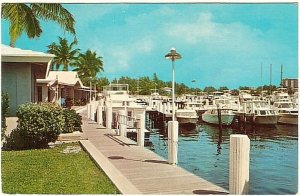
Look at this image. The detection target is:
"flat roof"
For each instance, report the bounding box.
[1,44,54,63]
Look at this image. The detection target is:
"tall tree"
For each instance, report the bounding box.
[47,36,79,71]
[74,49,104,82]
[2,3,76,47]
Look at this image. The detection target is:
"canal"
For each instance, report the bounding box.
[146,118,298,194]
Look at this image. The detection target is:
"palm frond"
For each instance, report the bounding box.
[31,3,76,35]
[2,3,41,46]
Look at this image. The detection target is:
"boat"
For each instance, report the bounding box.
[250,108,278,125]
[202,108,235,126]
[247,101,278,125]
[273,101,298,125]
[175,109,198,125]
[271,89,298,125]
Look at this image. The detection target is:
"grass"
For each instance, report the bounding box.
[1,142,120,194]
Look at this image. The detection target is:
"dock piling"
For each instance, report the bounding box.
[229,134,250,194]
[87,103,91,119]
[118,110,126,137]
[106,105,112,129]
[97,105,103,125]
[168,121,178,165]
[90,101,96,121]
[137,112,145,147]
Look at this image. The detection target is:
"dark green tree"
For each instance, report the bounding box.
[47,36,79,70]
[73,49,104,81]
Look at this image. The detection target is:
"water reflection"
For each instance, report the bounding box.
[147,118,298,195]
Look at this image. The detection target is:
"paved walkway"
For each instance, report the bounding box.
[79,110,228,194]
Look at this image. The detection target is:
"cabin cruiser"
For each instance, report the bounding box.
[244,100,278,125]
[270,89,298,125]
[273,101,298,125]
[202,108,235,126]
[251,108,278,125]
[175,109,198,125]
[238,92,278,125]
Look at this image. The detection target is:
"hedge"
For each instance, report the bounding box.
[3,102,84,150]
[1,92,9,140]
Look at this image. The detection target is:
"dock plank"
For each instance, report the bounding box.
[80,111,228,194]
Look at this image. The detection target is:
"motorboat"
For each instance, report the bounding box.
[251,108,278,125]
[273,101,298,125]
[202,108,235,126]
[175,109,198,125]
[248,101,278,125]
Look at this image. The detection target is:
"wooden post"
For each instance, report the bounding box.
[229,134,250,194]
[118,110,126,137]
[167,101,170,113]
[217,106,223,155]
[168,121,178,165]
[97,105,103,125]
[90,101,95,121]
[163,103,166,114]
[217,107,222,132]
[87,103,91,119]
[137,112,145,147]
[106,105,112,129]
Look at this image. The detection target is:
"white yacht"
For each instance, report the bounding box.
[273,101,298,125]
[175,109,198,125]
[202,108,235,126]
[251,108,278,125]
[248,101,278,125]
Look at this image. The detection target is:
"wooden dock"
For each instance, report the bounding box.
[80,111,228,194]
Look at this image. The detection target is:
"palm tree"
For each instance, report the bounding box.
[2,3,75,47]
[73,49,104,83]
[47,36,79,71]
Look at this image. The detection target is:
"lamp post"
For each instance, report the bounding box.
[165,48,182,122]
[165,48,182,165]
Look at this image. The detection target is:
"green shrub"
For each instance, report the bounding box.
[63,109,82,133]
[4,103,65,150]
[1,92,9,140]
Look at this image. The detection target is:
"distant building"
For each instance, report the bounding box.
[282,78,298,90]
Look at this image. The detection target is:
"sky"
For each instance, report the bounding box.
[1,3,298,89]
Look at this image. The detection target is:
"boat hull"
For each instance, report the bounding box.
[176,117,198,124]
[278,114,298,125]
[253,115,278,125]
[202,114,235,126]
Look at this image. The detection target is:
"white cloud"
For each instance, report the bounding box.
[104,37,154,73]
[165,11,266,56]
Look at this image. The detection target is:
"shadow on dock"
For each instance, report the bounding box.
[108,155,169,165]
[193,190,229,194]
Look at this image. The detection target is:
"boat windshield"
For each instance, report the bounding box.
[257,110,275,115]
[177,112,196,116]
[278,103,294,108]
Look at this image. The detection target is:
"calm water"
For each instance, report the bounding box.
[146,120,298,194]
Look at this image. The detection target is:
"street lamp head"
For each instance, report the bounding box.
[165,48,182,61]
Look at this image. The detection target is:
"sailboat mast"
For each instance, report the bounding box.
[260,63,263,97]
[280,64,283,87]
[269,64,272,94]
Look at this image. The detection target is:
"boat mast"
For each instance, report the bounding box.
[280,64,283,87]
[260,63,263,97]
[269,64,272,94]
